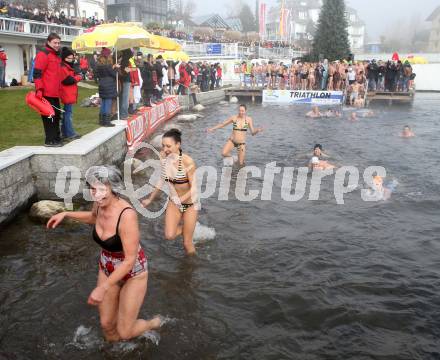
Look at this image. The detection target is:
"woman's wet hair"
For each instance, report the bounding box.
[314,144,323,150]
[239,104,247,110]
[163,128,182,144]
[85,165,124,195]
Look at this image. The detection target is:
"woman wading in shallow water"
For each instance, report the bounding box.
[47,166,161,342]
[208,104,263,166]
[142,129,198,256]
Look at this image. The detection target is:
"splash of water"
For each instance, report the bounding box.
[193,222,216,243]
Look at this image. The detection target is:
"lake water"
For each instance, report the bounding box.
[1,93,439,359]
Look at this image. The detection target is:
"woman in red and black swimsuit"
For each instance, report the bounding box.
[47,165,161,342]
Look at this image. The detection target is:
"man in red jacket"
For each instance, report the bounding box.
[177,61,190,95]
[33,33,62,147]
[0,46,7,88]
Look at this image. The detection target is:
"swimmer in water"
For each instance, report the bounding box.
[142,129,198,255]
[312,143,330,158]
[325,109,342,118]
[360,110,375,118]
[207,104,263,166]
[350,112,358,121]
[47,165,161,342]
[309,156,336,170]
[306,106,322,118]
[366,175,392,200]
[400,125,415,138]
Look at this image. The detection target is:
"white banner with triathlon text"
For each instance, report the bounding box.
[263,90,344,105]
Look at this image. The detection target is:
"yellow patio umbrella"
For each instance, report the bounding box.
[149,35,182,51]
[72,22,159,52]
[72,23,159,122]
[402,56,428,65]
[156,51,190,62]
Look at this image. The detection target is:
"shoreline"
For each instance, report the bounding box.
[0,88,228,228]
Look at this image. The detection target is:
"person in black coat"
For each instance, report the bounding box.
[140,54,154,107]
[154,55,164,102]
[95,48,118,127]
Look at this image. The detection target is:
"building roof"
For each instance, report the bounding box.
[191,14,230,29]
[427,6,440,21]
[225,17,242,32]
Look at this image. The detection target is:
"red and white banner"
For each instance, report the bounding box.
[126,96,181,152]
[259,3,266,38]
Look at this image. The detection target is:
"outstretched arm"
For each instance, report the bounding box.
[47,204,97,229]
[207,116,234,132]
[248,117,263,136]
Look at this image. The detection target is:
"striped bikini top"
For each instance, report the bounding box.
[162,149,189,184]
[233,117,249,132]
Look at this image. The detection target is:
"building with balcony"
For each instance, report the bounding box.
[0,17,83,85]
[265,0,365,51]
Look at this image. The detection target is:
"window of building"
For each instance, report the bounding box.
[82,10,86,18]
[299,11,306,20]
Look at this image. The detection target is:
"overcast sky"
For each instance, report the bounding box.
[194,0,439,39]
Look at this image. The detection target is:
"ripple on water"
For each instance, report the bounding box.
[1,95,440,359]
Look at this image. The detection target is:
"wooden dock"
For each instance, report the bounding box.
[365,90,415,105]
[224,87,263,102]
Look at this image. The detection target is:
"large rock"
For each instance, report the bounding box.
[229,96,239,104]
[177,114,198,121]
[124,158,144,176]
[219,100,229,105]
[192,104,205,112]
[29,200,67,224]
[164,123,182,132]
[150,134,163,149]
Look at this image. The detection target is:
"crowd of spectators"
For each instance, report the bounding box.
[147,27,301,49]
[1,3,302,50]
[0,1,104,28]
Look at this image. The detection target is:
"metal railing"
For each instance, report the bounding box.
[257,47,304,60]
[177,40,305,60]
[0,16,83,41]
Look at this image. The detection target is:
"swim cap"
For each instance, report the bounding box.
[314,144,322,150]
[311,156,320,164]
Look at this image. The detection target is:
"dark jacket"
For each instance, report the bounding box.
[140,62,154,90]
[95,64,117,99]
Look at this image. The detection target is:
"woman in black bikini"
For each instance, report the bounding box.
[208,104,263,166]
[47,165,161,342]
[142,129,198,255]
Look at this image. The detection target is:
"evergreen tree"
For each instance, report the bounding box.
[312,0,351,61]
[239,4,257,32]
[255,0,260,34]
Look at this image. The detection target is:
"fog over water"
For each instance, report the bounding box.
[194,0,438,40]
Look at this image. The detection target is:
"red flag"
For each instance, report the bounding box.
[259,3,266,37]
